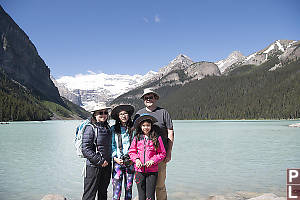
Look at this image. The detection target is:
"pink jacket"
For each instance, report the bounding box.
[128,135,166,173]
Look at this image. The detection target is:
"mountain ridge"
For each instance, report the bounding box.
[56,39,299,111]
[0,5,90,121]
[111,57,300,120]
[0,5,64,105]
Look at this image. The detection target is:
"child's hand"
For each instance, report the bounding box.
[114,157,124,165]
[136,159,143,168]
[145,160,154,167]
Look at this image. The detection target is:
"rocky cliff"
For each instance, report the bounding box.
[215,51,245,73]
[0,6,63,105]
[186,61,220,81]
[141,54,220,89]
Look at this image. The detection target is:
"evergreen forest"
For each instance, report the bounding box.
[0,69,90,121]
[112,59,300,120]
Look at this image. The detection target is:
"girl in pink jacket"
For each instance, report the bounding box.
[129,114,166,200]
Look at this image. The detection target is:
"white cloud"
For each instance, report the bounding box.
[154,14,160,23]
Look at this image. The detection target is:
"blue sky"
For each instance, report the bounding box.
[1,0,299,78]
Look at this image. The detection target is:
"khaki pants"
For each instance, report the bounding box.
[155,161,167,200]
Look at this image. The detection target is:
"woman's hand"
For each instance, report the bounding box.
[145,160,154,167]
[135,159,143,168]
[114,157,124,165]
[102,160,108,167]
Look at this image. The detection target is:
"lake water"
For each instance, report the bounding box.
[0,120,299,200]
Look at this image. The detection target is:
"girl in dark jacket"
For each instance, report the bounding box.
[82,105,112,200]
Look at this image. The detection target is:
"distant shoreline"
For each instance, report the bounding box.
[1,119,300,123]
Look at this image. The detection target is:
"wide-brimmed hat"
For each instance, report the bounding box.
[140,88,160,100]
[133,113,158,129]
[91,104,111,113]
[111,104,134,120]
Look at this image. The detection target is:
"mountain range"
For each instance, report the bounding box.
[53,71,157,111]
[1,4,299,121]
[111,42,300,119]
[55,40,299,114]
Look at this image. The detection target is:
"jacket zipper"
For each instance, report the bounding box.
[143,137,146,172]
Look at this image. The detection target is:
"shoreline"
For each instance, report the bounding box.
[42,192,286,200]
[2,119,300,123]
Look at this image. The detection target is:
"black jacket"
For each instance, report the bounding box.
[82,121,112,167]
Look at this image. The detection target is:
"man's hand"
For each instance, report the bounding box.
[166,128,174,163]
[165,151,172,163]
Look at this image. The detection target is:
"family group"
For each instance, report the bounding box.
[80,88,174,200]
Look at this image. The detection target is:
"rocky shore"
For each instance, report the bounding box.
[42,192,285,200]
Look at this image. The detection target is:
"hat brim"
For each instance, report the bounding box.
[140,92,160,100]
[91,107,111,113]
[111,105,134,120]
[134,114,158,129]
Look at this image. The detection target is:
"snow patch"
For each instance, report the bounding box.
[57,72,156,98]
[245,53,256,61]
[263,44,275,54]
[275,40,285,52]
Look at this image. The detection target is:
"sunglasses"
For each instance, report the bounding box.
[119,112,129,116]
[144,96,154,101]
[95,111,109,115]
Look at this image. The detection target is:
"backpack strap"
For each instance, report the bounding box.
[85,123,98,153]
[117,127,132,156]
[117,133,123,156]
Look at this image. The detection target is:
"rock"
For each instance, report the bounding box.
[289,123,300,127]
[208,195,227,200]
[161,72,180,83]
[234,191,260,199]
[41,194,67,200]
[186,62,221,81]
[215,51,245,74]
[248,193,278,200]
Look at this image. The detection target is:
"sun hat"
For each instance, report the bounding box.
[133,113,158,129]
[111,104,134,120]
[140,88,160,100]
[91,104,111,113]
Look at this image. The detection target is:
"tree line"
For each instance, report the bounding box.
[0,69,90,121]
[112,58,300,120]
[0,70,51,121]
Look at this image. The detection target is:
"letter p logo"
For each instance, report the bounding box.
[290,170,300,183]
[287,169,300,200]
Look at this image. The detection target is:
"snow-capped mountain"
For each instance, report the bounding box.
[141,54,194,85]
[54,71,157,111]
[54,39,299,112]
[242,40,297,66]
[216,40,298,74]
[157,54,194,76]
[215,51,245,73]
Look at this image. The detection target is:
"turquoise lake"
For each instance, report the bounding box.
[0,120,299,199]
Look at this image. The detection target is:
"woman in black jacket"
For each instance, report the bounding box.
[82,105,112,200]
